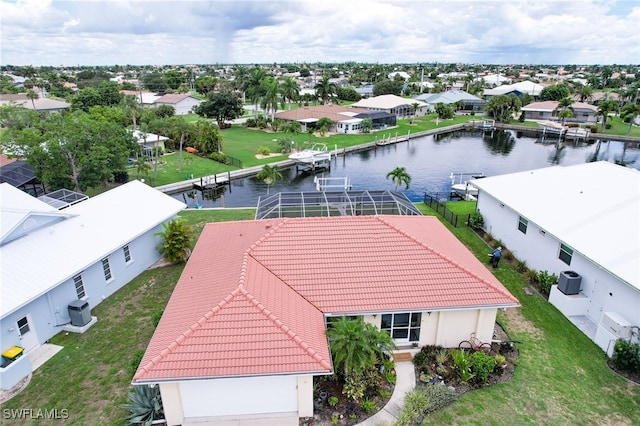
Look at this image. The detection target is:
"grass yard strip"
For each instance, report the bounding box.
[420,202,640,425]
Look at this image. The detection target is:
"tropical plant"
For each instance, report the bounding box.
[360,398,377,413]
[361,117,373,133]
[260,76,283,121]
[468,212,484,229]
[451,349,475,383]
[328,395,339,407]
[280,76,300,109]
[123,385,164,426]
[134,157,151,179]
[596,99,619,133]
[537,270,558,294]
[326,317,396,375]
[256,164,283,195]
[25,89,39,110]
[386,166,411,190]
[315,76,338,105]
[342,372,366,402]
[434,102,454,119]
[155,218,193,264]
[396,387,430,426]
[620,102,640,134]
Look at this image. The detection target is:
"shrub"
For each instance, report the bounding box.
[360,398,377,413]
[396,387,430,426]
[612,339,640,373]
[256,146,270,156]
[514,259,528,273]
[208,152,228,164]
[422,384,457,414]
[245,118,257,127]
[130,349,145,375]
[537,270,558,294]
[413,345,441,372]
[494,354,507,373]
[451,349,475,383]
[468,212,484,229]
[470,351,496,384]
[328,396,339,407]
[343,372,366,402]
[362,365,383,399]
[524,269,539,285]
[385,371,397,385]
[502,248,514,261]
[379,388,391,399]
[277,137,293,153]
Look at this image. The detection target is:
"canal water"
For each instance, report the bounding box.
[172,129,639,209]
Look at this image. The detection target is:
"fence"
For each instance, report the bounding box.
[423,194,470,228]
[226,156,243,168]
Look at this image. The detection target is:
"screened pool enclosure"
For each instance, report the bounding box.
[255,190,422,219]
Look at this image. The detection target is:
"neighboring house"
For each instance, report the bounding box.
[274,104,395,134]
[133,215,519,425]
[355,83,374,98]
[131,130,170,156]
[521,101,597,123]
[0,94,70,113]
[472,162,640,356]
[153,94,202,115]
[351,94,428,119]
[474,73,512,87]
[120,90,160,107]
[388,71,410,81]
[483,81,545,100]
[416,90,485,112]
[0,181,185,390]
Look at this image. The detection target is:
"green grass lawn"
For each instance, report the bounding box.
[2,207,638,425]
[604,115,640,137]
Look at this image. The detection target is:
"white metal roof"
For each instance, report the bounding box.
[0,180,186,318]
[0,183,59,242]
[351,94,427,110]
[472,162,640,290]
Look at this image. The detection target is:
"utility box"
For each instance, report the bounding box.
[601,312,632,339]
[558,271,582,295]
[68,300,91,326]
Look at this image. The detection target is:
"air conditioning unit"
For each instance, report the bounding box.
[558,270,582,295]
[68,300,92,327]
[600,312,631,339]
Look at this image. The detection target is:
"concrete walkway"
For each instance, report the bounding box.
[357,360,415,425]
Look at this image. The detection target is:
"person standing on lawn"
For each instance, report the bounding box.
[490,246,502,268]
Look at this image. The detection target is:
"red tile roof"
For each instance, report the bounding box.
[134,216,518,383]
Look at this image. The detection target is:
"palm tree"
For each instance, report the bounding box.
[325,317,396,375]
[25,89,39,110]
[134,157,151,179]
[121,95,140,130]
[314,76,337,105]
[575,84,594,103]
[233,65,250,103]
[280,76,300,110]
[260,77,282,122]
[621,102,640,134]
[557,97,574,126]
[386,167,411,190]
[596,99,618,133]
[247,68,266,118]
[410,102,420,124]
[256,164,282,195]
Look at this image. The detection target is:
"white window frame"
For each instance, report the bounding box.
[73,274,86,299]
[559,243,573,265]
[102,257,113,282]
[518,216,528,234]
[123,245,132,264]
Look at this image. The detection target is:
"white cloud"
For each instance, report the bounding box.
[0,0,638,65]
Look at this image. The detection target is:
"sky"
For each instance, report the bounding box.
[1,0,639,67]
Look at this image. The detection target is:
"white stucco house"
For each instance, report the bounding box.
[472,162,640,356]
[133,215,518,425]
[0,181,185,390]
[351,94,428,119]
[153,94,202,115]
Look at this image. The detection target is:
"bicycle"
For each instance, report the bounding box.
[458,332,493,354]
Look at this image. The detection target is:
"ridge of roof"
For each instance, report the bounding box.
[377,216,518,304]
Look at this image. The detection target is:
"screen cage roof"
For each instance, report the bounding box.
[255,190,422,219]
[38,188,88,210]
